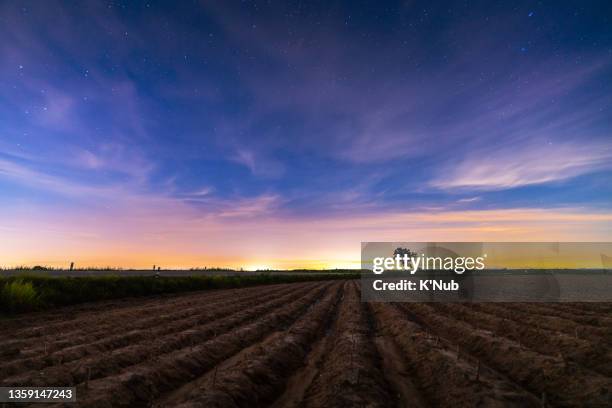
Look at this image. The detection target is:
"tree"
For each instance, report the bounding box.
[393,247,415,258]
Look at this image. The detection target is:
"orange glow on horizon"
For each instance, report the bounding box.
[2,206,611,270]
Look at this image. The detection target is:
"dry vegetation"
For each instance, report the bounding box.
[1,280,611,407]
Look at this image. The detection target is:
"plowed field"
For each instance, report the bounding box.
[1,280,611,407]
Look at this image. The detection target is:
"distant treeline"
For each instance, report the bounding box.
[2,266,362,273]
[1,266,251,271]
[0,273,359,314]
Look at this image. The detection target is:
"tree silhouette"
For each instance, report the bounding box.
[393,247,416,258]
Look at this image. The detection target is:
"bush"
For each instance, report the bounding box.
[1,279,39,312]
[0,272,359,314]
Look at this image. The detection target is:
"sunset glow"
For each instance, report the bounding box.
[1,2,611,269]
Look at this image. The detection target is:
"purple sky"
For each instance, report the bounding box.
[1,1,611,268]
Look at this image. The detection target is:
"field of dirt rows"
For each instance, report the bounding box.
[1,280,611,407]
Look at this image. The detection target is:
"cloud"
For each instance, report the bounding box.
[0,152,283,225]
[230,148,284,178]
[457,197,481,203]
[0,0,611,270]
[189,187,214,197]
[0,158,115,197]
[431,141,612,190]
[204,2,612,168]
[217,194,281,218]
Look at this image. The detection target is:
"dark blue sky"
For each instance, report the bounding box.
[1,1,611,267]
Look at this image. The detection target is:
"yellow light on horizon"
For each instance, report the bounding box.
[245,264,273,271]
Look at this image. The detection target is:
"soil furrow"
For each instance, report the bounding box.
[400,302,612,407]
[157,282,344,407]
[0,283,298,353]
[367,301,427,408]
[61,282,337,407]
[300,282,395,407]
[0,283,313,382]
[1,280,610,408]
[372,302,540,407]
[0,283,304,364]
[472,303,612,342]
[508,303,612,328]
[1,283,323,389]
[430,303,612,377]
[534,303,612,318]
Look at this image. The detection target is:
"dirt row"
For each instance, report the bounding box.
[372,302,540,407]
[0,283,305,349]
[283,282,394,408]
[530,302,612,316]
[0,283,309,363]
[1,283,321,385]
[62,282,338,407]
[156,282,344,407]
[1,280,610,407]
[472,303,612,343]
[429,303,612,377]
[399,303,612,406]
[507,303,612,328]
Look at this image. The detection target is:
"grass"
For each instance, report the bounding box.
[0,272,359,314]
[0,279,40,313]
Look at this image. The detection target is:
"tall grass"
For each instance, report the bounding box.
[0,279,39,312]
[0,273,358,314]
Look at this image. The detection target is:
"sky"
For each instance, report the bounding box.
[1,1,611,269]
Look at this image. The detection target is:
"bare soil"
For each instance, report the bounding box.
[1,281,610,407]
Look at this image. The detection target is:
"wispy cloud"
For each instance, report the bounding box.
[431,141,612,190]
[204,2,612,168]
[0,158,120,197]
[216,194,282,218]
[188,187,214,197]
[0,1,611,269]
[457,196,481,203]
[230,148,284,178]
